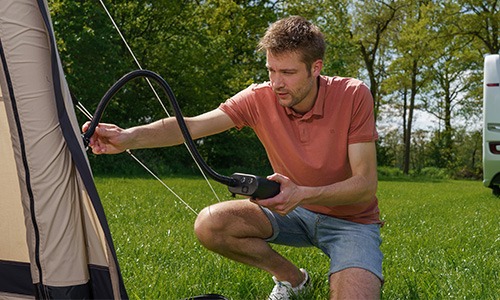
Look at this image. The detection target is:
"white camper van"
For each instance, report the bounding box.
[483,54,500,196]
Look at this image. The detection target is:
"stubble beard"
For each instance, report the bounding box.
[275,76,315,110]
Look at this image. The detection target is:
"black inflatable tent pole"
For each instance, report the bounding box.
[83,70,281,200]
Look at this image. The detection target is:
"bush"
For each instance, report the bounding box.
[377,166,404,179]
[377,166,452,180]
[414,167,450,179]
[451,166,482,180]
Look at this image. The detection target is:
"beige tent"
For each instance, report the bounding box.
[0,0,127,298]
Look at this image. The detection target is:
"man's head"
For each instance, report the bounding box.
[259,16,325,113]
[258,16,325,72]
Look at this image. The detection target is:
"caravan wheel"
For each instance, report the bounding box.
[492,186,500,197]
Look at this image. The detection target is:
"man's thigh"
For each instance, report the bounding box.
[260,206,317,247]
[196,199,273,239]
[262,207,383,281]
[316,216,383,282]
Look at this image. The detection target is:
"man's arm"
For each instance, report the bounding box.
[83,108,235,155]
[256,142,378,215]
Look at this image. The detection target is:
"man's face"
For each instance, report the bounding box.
[266,51,322,113]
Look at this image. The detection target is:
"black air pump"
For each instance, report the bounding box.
[82,70,280,199]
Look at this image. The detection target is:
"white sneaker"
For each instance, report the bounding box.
[268,269,310,300]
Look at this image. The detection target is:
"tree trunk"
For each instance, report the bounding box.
[403,60,418,175]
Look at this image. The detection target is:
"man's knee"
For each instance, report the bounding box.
[194,205,221,247]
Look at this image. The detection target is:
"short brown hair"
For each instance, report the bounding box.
[258,16,325,69]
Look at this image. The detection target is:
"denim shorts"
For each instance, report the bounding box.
[261,206,383,281]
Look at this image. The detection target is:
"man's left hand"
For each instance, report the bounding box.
[251,173,302,216]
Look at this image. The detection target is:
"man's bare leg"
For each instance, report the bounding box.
[329,268,381,300]
[194,200,305,286]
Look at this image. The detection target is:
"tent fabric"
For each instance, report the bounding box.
[0,84,35,298]
[0,0,127,299]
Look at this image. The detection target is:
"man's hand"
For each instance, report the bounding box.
[251,173,302,216]
[82,122,129,155]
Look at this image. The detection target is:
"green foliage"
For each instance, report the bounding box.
[48,0,495,178]
[199,128,273,175]
[377,166,450,181]
[410,167,450,179]
[377,166,405,180]
[377,128,483,180]
[95,176,500,299]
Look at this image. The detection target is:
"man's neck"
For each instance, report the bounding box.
[291,77,320,114]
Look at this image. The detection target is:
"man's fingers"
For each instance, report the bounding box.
[82,121,91,133]
[91,139,108,154]
[267,173,287,184]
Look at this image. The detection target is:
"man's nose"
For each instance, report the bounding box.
[271,74,284,89]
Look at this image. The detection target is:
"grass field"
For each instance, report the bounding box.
[94,176,500,299]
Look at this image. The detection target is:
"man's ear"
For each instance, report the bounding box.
[312,59,323,77]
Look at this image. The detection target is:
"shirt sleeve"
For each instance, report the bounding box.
[348,82,378,144]
[218,84,262,129]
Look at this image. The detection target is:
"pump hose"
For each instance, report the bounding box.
[82,69,238,187]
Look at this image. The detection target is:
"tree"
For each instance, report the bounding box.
[417,1,481,168]
[383,0,436,174]
[454,0,500,55]
[49,0,130,113]
[350,0,402,120]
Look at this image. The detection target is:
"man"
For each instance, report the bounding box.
[84,16,383,299]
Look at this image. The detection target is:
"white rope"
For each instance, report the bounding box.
[126,150,198,215]
[97,0,221,202]
[77,101,93,120]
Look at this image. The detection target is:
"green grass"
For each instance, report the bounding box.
[379,180,500,299]
[95,177,500,299]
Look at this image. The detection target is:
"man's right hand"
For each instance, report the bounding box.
[82,122,129,155]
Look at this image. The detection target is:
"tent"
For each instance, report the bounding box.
[0,0,127,298]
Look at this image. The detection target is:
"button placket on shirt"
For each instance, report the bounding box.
[298,119,309,143]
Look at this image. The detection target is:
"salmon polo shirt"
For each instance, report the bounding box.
[219,75,380,224]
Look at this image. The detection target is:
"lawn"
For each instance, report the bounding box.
[94,177,500,299]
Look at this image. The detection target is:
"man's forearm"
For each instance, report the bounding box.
[298,175,377,207]
[123,109,235,150]
[126,117,184,149]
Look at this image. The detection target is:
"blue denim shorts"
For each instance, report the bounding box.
[261,206,383,281]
